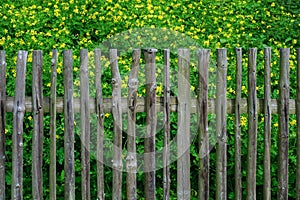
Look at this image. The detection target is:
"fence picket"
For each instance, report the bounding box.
[216,48,227,200]
[263,47,272,200]
[163,49,171,200]
[177,49,191,200]
[278,48,290,200]
[197,49,210,200]
[50,49,58,200]
[110,49,123,200]
[63,50,75,200]
[296,48,300,200]
[234,47,242,200]
[80,49,91,200]
[126,49,140,200]
[246,48,257,200]
[0,51,6,199]
[32,50,44,200]
[12,50,28,200]
[143,48,157,200]
[95,49,105,200]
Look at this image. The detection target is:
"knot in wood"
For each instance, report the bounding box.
[17,105,25,112]
[128,78,138,89]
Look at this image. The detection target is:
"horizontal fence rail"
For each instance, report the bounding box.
[0,47,299,200]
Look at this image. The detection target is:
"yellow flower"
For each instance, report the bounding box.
[241,116,247,127]
[57,68,62,74]
[28,116,32,121]
[105,113,110,118]
[271,2,275,7]
[227,76,232,81]
[274,123,278,127]
[46,83,51,87]
[5,129,8,134]
[290,119,296,126]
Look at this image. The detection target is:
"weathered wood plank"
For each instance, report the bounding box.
[49,49,58,200]
[278,48,290,200]
[177,49,190,200]
[80,49,91,200]
[234,47,242,200]
[263,47,272,200]
[12,50,28,200]
[4,96,297,114]
[163,49,171,200]
[0,51,6,200]
[197,49,210,200]
[63,50,75,200]
[32,50,44,200]
[246,48,257,200]
[216,48,227,200]
[297,48,300,200]
[110,49,123,200]
[95,49,105,200]
[143,48,157,200]
[126,49,140,200]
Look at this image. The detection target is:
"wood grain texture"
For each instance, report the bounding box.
[296,48,300,200]
[143,48,157,200]
[246,48,257,200]
[49,50,58,200]
[80,49,91,200]
[12,50,27,200]
[177,49,190,200]
[110,49,123,200]
[234,47,242,200]
[197,49,210,200]
[216,48,227,200]
[95,49,105,200]
[278,48,290,200]
[63,50,75,200]
[32,50,44,200]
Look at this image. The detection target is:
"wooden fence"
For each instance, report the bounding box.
[0,47,299,199]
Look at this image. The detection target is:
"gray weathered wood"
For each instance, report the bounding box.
[95,49,105,200]
[3,97,299,115]
[126,49,140,200]
[216,48,227,200]
[143,48,157,200]
[263,47,272,200]
[63,50,75,200]
[197,49,210,200]
[50,50,58,200]
[163,49,171,200]
[32,50,44,200]
[278,48,290,200]
[177,49,191,200]
[246,48,257,200]
[297,48,300,200]
[0,51,6,200]
[80,49,91,200]
[12,50,28,200]
[234,47,242,200]
[110,49,123,200]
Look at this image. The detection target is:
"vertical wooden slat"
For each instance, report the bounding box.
[95,49,105,200]
[296,48,300,200]
[0,51,6,200]
[197,49,210,200]
[216,48,227,200]
[50,49,58,200]
[110,49,123,200]
[80,49,90,200]
[177,48,190,200]
[63,50,75,200]
[32,50,44,200]
[234,47,242,200]
[278,48,290,200]
[263,47,272,200]
[246,48,257,200]
[12,50,28,200]
[163,49,171,200]
[126,49,140,200]
[143,48,157,200]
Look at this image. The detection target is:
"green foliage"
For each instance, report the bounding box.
[0,0,299,199]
